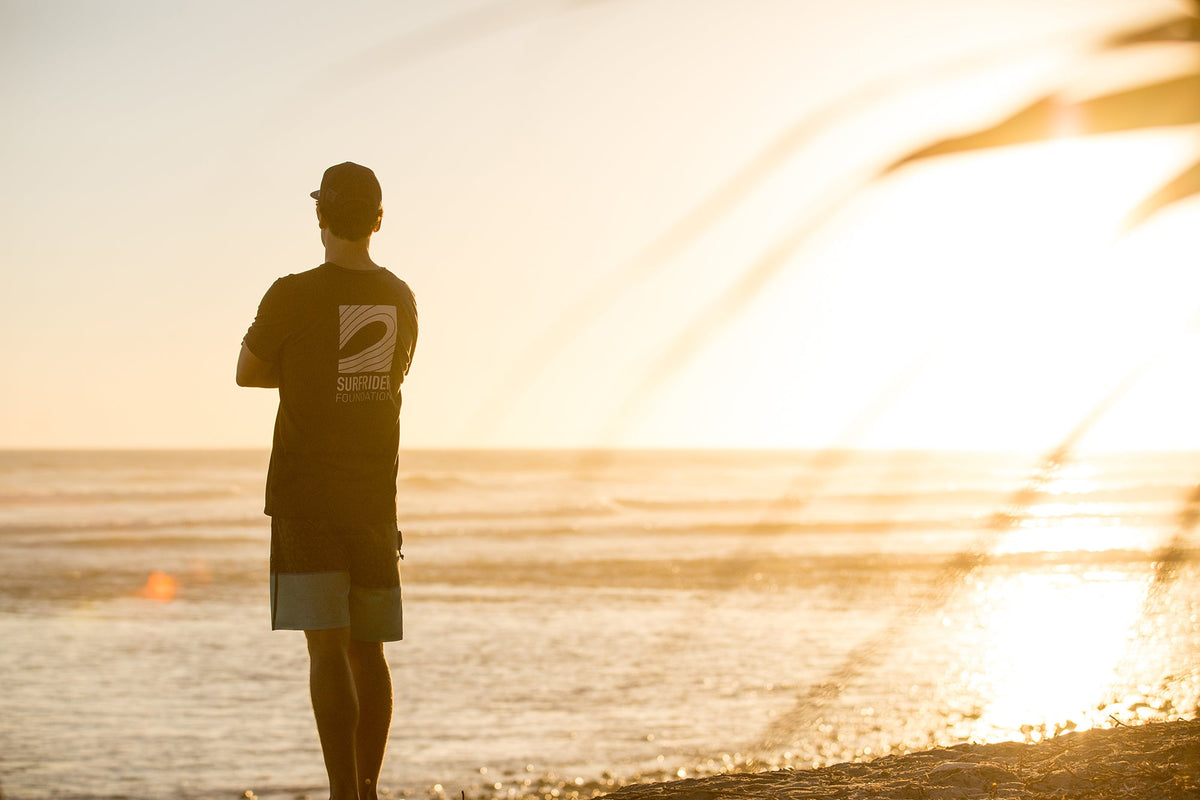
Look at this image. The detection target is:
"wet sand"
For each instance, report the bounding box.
[603,719,1200,800]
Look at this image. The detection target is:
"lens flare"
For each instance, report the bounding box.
[140,571,177,603]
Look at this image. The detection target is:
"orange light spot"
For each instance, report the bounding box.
[140,571,177,603]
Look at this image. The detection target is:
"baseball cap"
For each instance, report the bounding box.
[310,162,382,209]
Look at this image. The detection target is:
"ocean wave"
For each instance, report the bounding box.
[0,515,268,539]
[400,501,621,523]
[396,471,482,491]
[387,547,1197,594]
[3,543,1186,608]
[0,500,1179,545]
[0,488,250,506]
[391,507,1180,545]
[610,484,1192,514]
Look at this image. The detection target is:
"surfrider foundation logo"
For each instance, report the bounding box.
[336,305,397,402]
[339,305,397,373]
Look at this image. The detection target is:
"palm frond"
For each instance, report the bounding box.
[886,74,1200,170]
[1103,12,1199,46]
[1125,158,1200,228]
[884,10,1199,226]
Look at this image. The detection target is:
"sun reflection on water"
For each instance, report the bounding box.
[996,519,1158,555]
[965,569,1148,742]
[1039,464,1101,496]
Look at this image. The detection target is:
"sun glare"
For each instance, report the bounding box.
[913,131,1190,266]
[997,519,1158,556]
[864,130,1197,450]
[967,570,1148,740]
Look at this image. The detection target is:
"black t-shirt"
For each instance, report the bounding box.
[243,262,418,522]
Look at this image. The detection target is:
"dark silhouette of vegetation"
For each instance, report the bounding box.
[601,4,1198,444]
[885,4,1199,228]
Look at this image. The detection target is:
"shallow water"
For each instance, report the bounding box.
[1,449,1198,799]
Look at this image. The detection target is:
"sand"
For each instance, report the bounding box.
[601,719,1200,800]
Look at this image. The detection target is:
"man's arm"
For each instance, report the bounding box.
[236,342,280,388]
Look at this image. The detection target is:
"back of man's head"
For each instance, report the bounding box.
[311,162,383,241]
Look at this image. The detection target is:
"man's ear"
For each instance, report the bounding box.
[374,210,383,233]
[315,205,327,230]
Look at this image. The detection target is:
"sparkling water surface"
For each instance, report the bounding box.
[1,449,1198,799]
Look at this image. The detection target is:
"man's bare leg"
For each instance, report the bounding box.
[348,639,393,800]
[306,628,359,800]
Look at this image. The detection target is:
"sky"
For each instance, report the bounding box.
[1,0,1197,451]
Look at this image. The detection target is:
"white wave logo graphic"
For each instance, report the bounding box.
[338,305,397,374]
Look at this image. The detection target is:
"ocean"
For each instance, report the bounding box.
[1,448,1198,799]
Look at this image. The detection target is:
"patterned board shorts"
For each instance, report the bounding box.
[269,517,403,642]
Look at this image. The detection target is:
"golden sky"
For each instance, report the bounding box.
[1,0,1196,451]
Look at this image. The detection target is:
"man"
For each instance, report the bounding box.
[237,162,418,800]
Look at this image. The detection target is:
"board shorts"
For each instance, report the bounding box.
[270,517,403,642]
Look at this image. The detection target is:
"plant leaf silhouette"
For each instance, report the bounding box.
[884,9,1200,227]
[1126,158,1200,227]
[887,75,1199,166]
[467,24,1097,439]
[590,9,1198,443]
[1103,13,1199,47]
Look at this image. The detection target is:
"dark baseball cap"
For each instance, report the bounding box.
[310,162,382,208]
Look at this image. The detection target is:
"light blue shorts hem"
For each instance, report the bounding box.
[270,571,403,642]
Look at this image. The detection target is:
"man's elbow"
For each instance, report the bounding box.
[236,370,278,388]
[235,362,256,387]
[236,345,279,388]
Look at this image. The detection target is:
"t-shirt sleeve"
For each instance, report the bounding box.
[242,278,291,363]
[400,283,418,378]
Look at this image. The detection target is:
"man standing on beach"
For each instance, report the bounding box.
[237,162,418,800]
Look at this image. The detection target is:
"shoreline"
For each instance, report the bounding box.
[599,719,1200,800]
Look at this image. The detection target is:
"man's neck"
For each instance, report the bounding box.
[324,234,380,271]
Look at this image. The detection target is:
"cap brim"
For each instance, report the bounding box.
[310,190,320,200]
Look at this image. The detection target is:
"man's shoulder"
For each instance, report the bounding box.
[264,264,339,296]
[289,263,337,283]
[266,264,414,310]
[379,269,416,299]
[363,268,416,313]
[264,264,322,288]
